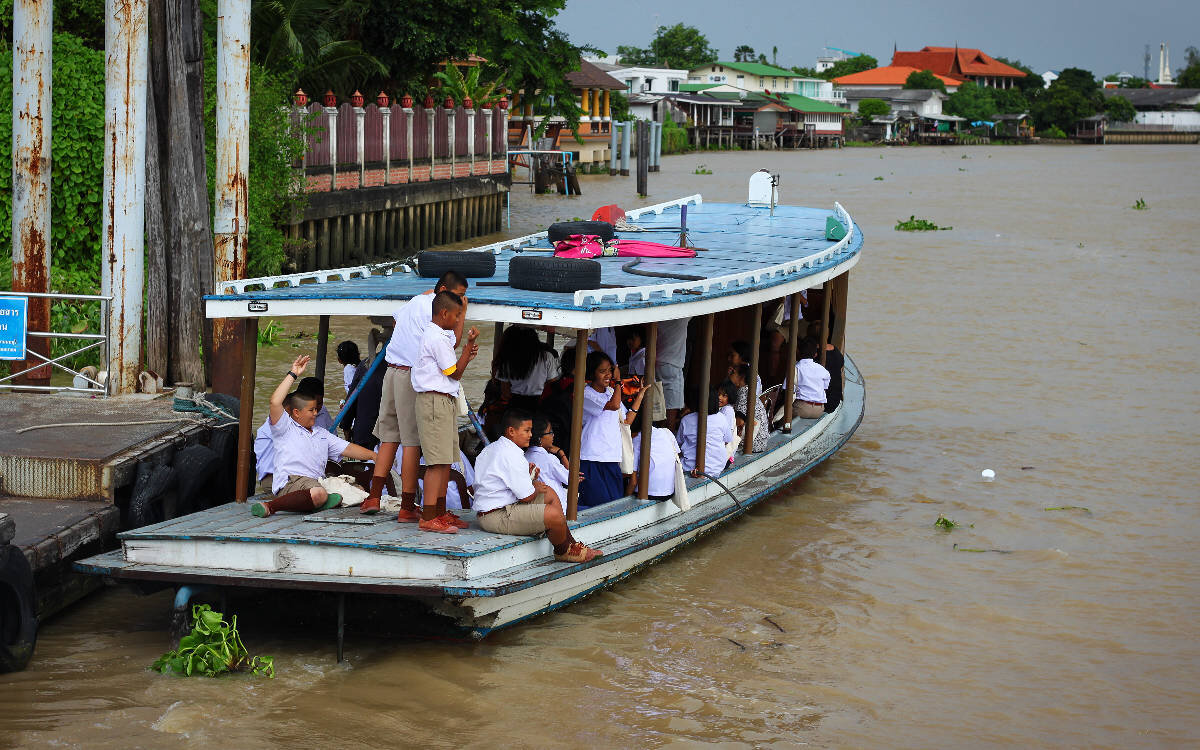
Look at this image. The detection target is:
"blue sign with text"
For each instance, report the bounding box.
[0,296,29,360]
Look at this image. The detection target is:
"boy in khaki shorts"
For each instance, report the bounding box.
[473,410,603,563]
[410,290,480,533]
[363,271,469,517]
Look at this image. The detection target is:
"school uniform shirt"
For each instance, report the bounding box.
[526,445,570,511]
[631,427,681,496]
[677,411,734,477]
[315,405,335,432]
[794,358,831,403]
[473,436,536,513]
[268,412,350,494]
[655,318,690,368]
[500,350,560,396]
[588,327,617,363]
[253,419,274,480]
[342,363,356,395]
[417,450,475,510]
[719,404,737,436]
[628,347,645,376]
[580,386,626,462]
[411,322,460,396]
[385,292,435,367]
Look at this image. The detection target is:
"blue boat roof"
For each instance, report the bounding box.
[204,196,863,328]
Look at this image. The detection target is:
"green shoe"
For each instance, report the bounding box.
[251,502,270,518]
[320,493,342,510]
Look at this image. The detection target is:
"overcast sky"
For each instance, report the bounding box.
[555,0,1199,78]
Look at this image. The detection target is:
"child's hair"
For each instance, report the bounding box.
[531,414,553,442]
[296,376,324,398]
[708,387,722,415]
[732,363,751,382]
[798,337,819,360]
[584,350,613,382]
[560,346,577,376]
[432,289,463,317]
[496,325,542,381]
[285,391,317,412]
[717,381,738,404]
[730,340,752,363]
[734,410,747,424]
[623,326,644,346]
[435,270,469,292]
[683,384,701,412]
[336,340,360,366]
[652,419,669,429]
[806,321,824,342]
[502,408,533,434]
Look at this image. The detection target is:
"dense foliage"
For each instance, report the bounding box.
[815,54,878,81]
[1103,94,1137,123]
[152,605,274,678]
[1031,67,1102,132]
[1176,46,1200,88]
[857,98,890,119]
[903,69,946,93]
[616,24,718,70]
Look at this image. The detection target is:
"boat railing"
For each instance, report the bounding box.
[573,202,855,306]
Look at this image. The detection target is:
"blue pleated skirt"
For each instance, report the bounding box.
[578,460,624,508]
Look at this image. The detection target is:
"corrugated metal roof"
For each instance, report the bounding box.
[833,65,962,87]
[697,61,799,78]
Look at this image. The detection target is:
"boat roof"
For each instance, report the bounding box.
[204,195,862,329]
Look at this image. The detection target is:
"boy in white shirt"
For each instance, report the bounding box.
[677,388,734,478]
[410,290,480,533]
[252,376,334,491]
[627,420,681,502]
[362,271,469,517]
[474,410,602,563]
[792,337,831,420]
[251,355,377,517]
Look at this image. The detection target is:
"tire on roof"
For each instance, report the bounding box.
[416,251,496,279]
[547,221,614,243]
[508,256,602,294]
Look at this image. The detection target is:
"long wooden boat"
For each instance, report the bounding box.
[78,187,865,640]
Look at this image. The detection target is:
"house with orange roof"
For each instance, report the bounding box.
[890,46,1027,89]
[832,65,962,92]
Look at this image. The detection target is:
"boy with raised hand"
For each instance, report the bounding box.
[363,270,469,517]
[251,355,378,517]
[410,290,480,533]
[474,409,602,563]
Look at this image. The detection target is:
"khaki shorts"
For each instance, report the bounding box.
[477,496,552,536]
[414,392,459,465]
[376,367,420,446]
[278,475,321,496]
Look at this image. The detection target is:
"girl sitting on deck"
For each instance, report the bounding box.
[578,351,644,508]
[677,388,735,479]
[525,415,571,512]
[730,364,769,453]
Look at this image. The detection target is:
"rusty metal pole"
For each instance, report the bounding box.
[11,0,53,386]
[743,304,762,455]
[566,329,588,520]
[637,322,657,500]
[782,294,801,431]
[234,317,258,502]
[101,0,148,396]
[210,0,250,396]
[694,314,713,474]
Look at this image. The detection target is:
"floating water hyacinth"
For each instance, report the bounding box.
[152,604,274,678]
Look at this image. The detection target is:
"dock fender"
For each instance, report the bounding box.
[0,544,38,674]
[206,425,240,503]
[508,256,603,294]
[127,459,178,528]
[416,251,497,279]
[172,445,223,516]
[548,220,614,242]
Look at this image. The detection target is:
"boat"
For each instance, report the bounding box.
[77,178,865,646]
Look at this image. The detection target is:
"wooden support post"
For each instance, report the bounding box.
[315,315,330,382]
[783,294,802,431]
[566,328,588,520]
[819,280,832,366]
[743,304,762,455]
[637,322,658,499]
[234,318,259,502]
[695,314,714,473]
[830,273,849,352]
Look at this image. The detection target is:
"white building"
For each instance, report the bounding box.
[602,64,688,95]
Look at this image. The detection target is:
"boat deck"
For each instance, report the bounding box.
[203,199,862,326]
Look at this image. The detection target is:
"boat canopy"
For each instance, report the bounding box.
[203,196,862,329]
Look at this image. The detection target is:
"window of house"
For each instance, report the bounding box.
[644,77,654,91]
[625,79,634,94]
[759,77,764,87]
[669,79,680,92]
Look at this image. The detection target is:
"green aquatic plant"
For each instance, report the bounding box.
[873,176,884,181]
[1045,505,1091,513]
[1132,197,1148,210]
[895,216,952,231]
[934,514,958,530]
[692,165,713,175]
[152,605,274,678]
[257,319,282,346]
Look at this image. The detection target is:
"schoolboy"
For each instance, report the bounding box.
[410,290,480,533]
[792,337,831,420]
[627,420,681,502]
[474,410,602,563]
[252,376,330,491]
[676,387,734,478]
[363,271,469,517]
[251,355,377,517]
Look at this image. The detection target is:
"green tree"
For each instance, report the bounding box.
[1176,46,1200,87]
[616,45,654,66]
[648,23,717,70]
[991,87,1030,114]
[821,54,877,81]
[1031,81,1097,132]
[993,56,1043,96]
[734,44,756,63]
[1103,94,1137,123]
[903,69,946,92]
[432,63,503,105]
[251,0,386,96]
[857,98,890,119]
[791,65,821,78]
[608,90,631,121]
[1054,67,1100,98]
[944,81,996,120]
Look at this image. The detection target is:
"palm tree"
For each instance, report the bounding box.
[251,0,386,95]
[432,62,505,106]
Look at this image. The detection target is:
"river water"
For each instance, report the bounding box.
[2,145,1198,748]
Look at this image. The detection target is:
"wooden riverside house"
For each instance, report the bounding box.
[78,185,865,653]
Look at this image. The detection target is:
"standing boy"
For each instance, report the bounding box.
[251,355,378,517]
[410,290,480,532]
[792,337,831,419]
[363,271,469,516]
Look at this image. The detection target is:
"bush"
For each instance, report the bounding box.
[1043,125,1068,139]
[660,119,690,155]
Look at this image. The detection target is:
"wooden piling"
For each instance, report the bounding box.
[567,328,588,520]
[234,318,259,503]
[744,304,762,455]
[637,322,658,499]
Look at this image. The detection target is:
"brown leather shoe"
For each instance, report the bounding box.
[396,507,420,523]
[555,542,602,563]
[360,496,381,515]
[439,512,469,529]
[417,516,458,534]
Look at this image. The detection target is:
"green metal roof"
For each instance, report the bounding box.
[712,61,800,77]
[679,83,719,92]
[774,93,850,113]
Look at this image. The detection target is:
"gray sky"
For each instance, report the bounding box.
[555,0,1199,79]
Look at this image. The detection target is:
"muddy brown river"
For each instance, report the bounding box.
[2,145,1198,748]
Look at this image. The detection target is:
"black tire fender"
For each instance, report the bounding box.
[547,221,614,243]
[508,256,603,294]
[0,545,38,674]
[206,425,240,504]
[416,251,496,279]
[127,460,177,528]
[203,393,241,423]
[172,444,223,515]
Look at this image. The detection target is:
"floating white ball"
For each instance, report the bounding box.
[981,469,995,481]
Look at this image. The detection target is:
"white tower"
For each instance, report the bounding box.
[1158,43,1174,86]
